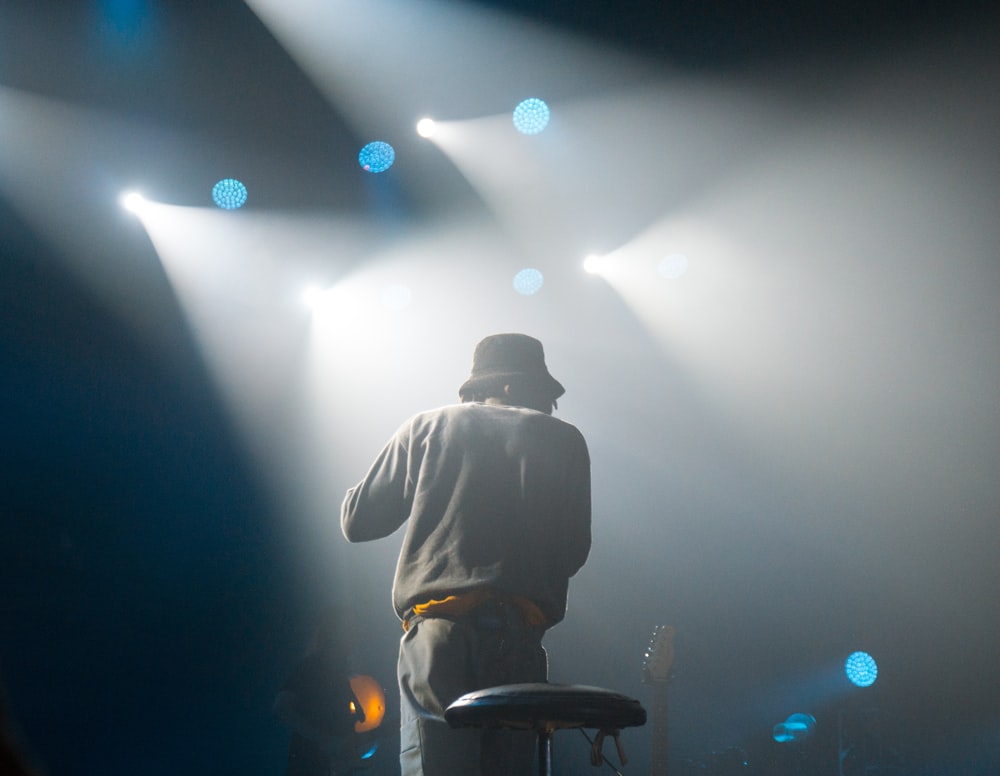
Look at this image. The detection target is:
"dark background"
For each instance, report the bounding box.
[2,1,998,774]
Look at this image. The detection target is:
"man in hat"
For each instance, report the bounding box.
[341,333,592,776]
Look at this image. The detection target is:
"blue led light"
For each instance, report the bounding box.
[513,268,544,295]
[773,713,816,743]
[772,723,795,743]
[845,651,878,687]
[212,178,248,210]
[513,98,550,135]
[359,141,395,173]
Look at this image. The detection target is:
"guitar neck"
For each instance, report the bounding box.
[642,625,674,776]
[650,682,669,776]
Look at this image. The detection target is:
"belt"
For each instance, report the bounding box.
[402,589,548,631]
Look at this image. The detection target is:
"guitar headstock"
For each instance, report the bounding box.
[642,624,675,684]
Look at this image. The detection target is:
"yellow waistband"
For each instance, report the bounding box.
[403,590,548,631]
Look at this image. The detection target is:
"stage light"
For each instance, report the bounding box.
[772,724,794,743]
[658,253,690,279]
[120,190,146,213]
[512,98,550,135]
[358,141,395,173]
[416,118,437,138]
[582,254,605,274]
[513,268,544,295]
[773,713,816,743]
[212,178,248,210]
[845,651,878,687]
[349,674,386,733]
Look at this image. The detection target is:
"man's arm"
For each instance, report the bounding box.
[341,427,413,542]
[564,431,592,577]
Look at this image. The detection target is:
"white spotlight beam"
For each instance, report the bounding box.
[120,191,147,213]
[415,118,437,139]
[241,0,654,207]
[243,0,649,126]
[128,200,383,495]
[424,79,780,264]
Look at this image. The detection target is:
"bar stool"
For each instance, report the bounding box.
[445,682,647,775]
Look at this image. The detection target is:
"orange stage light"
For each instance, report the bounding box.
[349,674,387,733]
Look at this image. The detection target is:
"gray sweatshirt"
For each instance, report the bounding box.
[341,402,591,626]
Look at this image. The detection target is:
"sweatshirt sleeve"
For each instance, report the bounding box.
[564,430,592,577]
[341,423,414,542]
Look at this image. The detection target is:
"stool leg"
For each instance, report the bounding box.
[537,728,553,776]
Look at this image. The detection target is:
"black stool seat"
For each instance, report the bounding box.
[445,683,646,775]
[446,682,646,731]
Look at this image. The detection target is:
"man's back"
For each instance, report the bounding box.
[340,333,591,776]
[342,402,591,625]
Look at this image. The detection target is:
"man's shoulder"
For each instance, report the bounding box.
[410,403,585,438]
[406,403,465,424]
[401,402,478,428]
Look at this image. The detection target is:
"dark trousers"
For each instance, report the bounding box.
[398,602,548,776]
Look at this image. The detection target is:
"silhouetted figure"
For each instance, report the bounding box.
[342,333,592,776]
[274,606,367,776]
